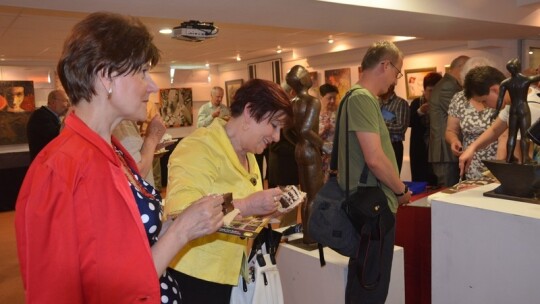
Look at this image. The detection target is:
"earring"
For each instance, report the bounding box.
[107,87,113,99]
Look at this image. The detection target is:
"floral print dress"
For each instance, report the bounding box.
[448,91,497,180]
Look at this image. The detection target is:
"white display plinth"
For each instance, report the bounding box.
[276,234,404,304]
[431,184,540,304]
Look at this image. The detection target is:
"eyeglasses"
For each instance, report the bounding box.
[388,61,403,79]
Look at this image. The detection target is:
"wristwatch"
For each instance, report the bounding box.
[394,185,409,197]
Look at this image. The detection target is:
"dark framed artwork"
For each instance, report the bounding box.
[0,80,35,145]
[225,79,243,106]
[404,67,437,99]
[159,88,193,127]
[324,68,351,103]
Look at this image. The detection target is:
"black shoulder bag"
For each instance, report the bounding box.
[307,87,395,290]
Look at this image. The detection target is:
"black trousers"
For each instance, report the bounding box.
[391,141,403,174]
[168,267,233,304]
[345,222,396,304]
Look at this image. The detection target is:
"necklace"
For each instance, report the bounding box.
[114,147,156,200]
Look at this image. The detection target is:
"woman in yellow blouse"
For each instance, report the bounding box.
[166,78,293,303]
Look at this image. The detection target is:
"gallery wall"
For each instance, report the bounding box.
[0,40,521,178]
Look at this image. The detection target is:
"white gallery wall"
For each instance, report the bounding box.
[0,40,520,165]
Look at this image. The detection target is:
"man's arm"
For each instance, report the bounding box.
[356,131,411,205]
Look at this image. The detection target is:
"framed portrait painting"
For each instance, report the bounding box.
[0,80,35,145]
[405,67,437,99]
[324,68,351,103]
[159,88,193,127]
[225,79,243,106]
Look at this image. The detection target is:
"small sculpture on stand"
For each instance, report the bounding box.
[286,65,324,244]
[483,58,540,201]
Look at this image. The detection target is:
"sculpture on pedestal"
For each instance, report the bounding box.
[483,58,540,201]
[494,58,540,164]
[286,65,324,243]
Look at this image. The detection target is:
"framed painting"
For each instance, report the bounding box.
[159,88,193,127]
[308,71,320,98]
[404,67,437,99]
[225,79,243,106]
[0,80,35,145]
[324,68,351,103]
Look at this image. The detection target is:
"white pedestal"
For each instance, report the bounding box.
[276,235,405,304]
[431,184,540,304]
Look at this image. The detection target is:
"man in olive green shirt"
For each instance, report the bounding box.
[338,41,411,303]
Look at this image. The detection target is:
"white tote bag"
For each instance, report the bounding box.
[230,228,284,304]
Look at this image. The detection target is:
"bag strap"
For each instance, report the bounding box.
[318,88,359,267]
[330,88,361,195]
[339,88,387,289]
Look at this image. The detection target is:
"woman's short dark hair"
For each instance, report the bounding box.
[464,66,506,99]
[229,79,292,127]
[57,12,160,105]
[423,72,443,89]
[319,83,338,97]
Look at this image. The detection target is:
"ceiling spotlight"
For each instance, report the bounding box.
[276,46,282,54]
[205,63,210,67]
[236,53,242,61]
[327,35,334,44]
[159,28,173,34]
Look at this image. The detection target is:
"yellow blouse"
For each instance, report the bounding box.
[166,118,261,285]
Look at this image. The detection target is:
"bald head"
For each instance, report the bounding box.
[47,89,70,116]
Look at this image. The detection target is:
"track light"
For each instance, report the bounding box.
[327,35,334,44]
[236,53,241,61]
[276,46,282,54]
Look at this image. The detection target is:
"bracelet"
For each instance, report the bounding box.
[394,185,409,197]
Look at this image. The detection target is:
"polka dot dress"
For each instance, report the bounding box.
[125,168,182,304]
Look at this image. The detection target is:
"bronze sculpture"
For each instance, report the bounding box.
[484,58,540,201]
[495,58,540,164]
[286,65,324,243]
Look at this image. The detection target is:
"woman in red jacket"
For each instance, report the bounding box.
[15,12,224,304]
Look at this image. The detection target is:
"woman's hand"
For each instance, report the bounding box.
[418,103,429,114]
[459,147,475,178]
[146,114,166,145]
[235,187,284,217]
[169,195,224,242]
[450,141,463,156]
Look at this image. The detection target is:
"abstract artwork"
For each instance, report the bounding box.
[404,67,437,99]
[159,88,193,127]
[324,68,351,103]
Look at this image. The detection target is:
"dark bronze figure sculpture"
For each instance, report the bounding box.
[484,58,540,201]
[494,58,540,164]
[286,65,324,243]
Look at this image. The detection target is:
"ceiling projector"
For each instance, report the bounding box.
[172,20,219,42]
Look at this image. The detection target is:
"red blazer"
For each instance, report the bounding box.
[15,112,160,303]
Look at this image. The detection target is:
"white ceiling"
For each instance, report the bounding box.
[0,0,540,72]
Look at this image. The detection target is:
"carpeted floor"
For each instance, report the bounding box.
[0,211,24,303]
